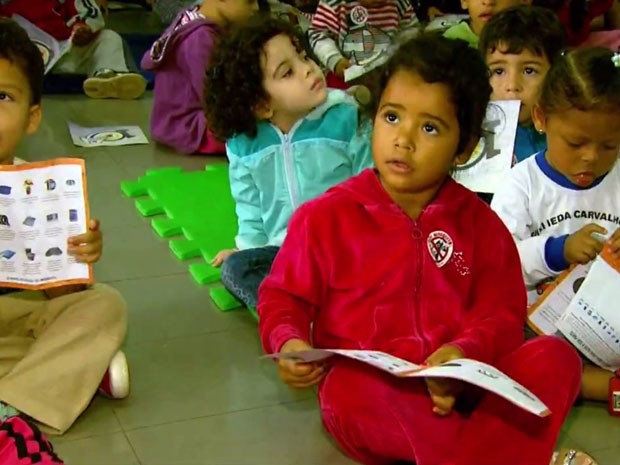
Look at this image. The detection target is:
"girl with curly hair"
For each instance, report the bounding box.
[205,15,373,310]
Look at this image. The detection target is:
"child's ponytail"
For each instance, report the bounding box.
[539,46,620,115]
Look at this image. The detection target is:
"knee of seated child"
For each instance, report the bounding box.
[93,28,123,46]
[87,284,127,329]
[220,249,242,271]
[319,361,396,415]
[525,336,582,377]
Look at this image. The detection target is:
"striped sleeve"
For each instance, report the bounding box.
[67,0,106,31]
[395,0,420,28]
[308,0,345,70]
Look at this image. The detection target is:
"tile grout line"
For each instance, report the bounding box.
[117,397,315,436]
[121,320,260,349]
[98,269,192,284]
[116,409,145,465]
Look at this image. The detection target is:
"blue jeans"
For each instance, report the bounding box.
[220,246,280,309]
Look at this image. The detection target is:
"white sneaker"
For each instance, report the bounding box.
[98,350,130,399]
[84,70,147,100]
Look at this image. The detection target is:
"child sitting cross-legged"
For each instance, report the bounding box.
[0,18,129,436]
[205,15,373,310]
[259,33,595,465]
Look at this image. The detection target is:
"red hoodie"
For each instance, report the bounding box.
[0,0,105,40]
[258,169,527,365]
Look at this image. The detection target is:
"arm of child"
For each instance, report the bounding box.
[448,210,527,365]
[491,169,563,287]
[258,204,326,355]
[308,0,347,73]
[64,0,105,33]
[228,151,269,250]
[177,30,217,152]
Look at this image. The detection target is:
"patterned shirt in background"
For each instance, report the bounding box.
[309,0,418,71]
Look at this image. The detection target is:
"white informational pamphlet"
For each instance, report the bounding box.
[12,15,71,75]
[344,47,394,83]
[452,100,520,193]
[69,123,149,147]
[529,246,620,371]
[265,349,550,417]
[0,159,92,289]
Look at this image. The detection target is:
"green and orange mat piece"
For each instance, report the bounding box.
[120,164,257,320]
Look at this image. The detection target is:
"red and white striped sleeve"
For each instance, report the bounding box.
[308,0,346,71]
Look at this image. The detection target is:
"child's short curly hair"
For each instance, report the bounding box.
[0,18,44,105]
[366,33,492,154]
[205,15,303,141]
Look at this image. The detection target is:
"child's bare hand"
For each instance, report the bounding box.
[608,228,620,256]
[334,58,352,78]
[72,23,95,46]
[278,338,326,389]
[68,219,102,264]
[564,223,607,265]
[211,248,238,267]
[425,345,465,416]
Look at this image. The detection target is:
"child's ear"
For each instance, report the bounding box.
[460,0,469,10]
[531,103,546,134]
[253,100,273,120]
[26,104,42,135]
[454,136,478,166]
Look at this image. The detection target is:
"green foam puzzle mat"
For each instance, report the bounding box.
[121,164,254,317]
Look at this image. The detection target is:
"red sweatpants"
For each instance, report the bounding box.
[319,336,582,465]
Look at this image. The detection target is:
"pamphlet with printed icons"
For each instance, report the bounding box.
[11,15,70,75]
[0,159,92,289]
[529,244,620,371]
[264,349,550,416]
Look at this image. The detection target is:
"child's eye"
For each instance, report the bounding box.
[0,92,12,101]
[384,112,399,124]
[566,141,583,149]
[491,68,504,76]
[422,123,438,134]
[524,67,538,75]
[282,69,292,78]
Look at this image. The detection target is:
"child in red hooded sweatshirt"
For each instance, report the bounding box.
[258,34,596,465]
[0,0,146,99]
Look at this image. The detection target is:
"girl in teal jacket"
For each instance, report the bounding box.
[205,15,372,309]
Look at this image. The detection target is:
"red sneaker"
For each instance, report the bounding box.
[98,351,130,399]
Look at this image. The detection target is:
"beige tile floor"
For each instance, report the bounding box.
[14,10,620,462]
